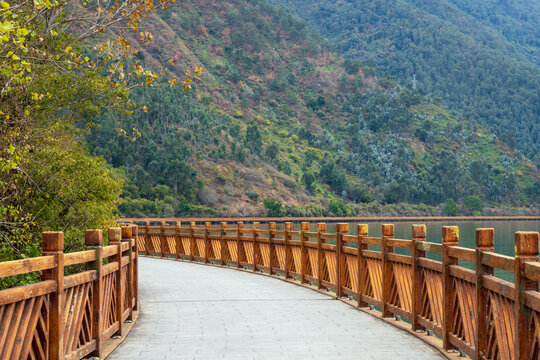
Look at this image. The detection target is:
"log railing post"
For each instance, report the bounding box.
[236,222,243,268]
[336,223,348,298]
[514,231,539,360]
[144,221,150,256]
[317,223,325,290]
[131,225,139,311]
[121,226,134,321]
[220,222,227,266]
[300,222,309,284]
[381,224,394,317]
[442,226,459,350]
[175,222,181,259]
[42,231,65,360]
[285,222,292,279]
[269,222,276,275]
[189,221,196,262]
[252,222,260,272]
[109,227,124,337]
[357,224,368,307]
[204,222,211,264]
[85,230,103,358]
[160,221,166,258]
[411,224,426,331]
[475,228,494,359]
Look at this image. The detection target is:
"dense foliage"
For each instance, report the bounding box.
[268,0,540,159]
[0,0,177,265]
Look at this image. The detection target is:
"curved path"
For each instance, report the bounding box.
[110,257,445,360]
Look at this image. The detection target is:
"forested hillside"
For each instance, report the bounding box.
[268,0,540,159]
[86,0,538,217]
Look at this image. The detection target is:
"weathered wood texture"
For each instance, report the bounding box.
[0,226,138,360]
[134,220,539,360]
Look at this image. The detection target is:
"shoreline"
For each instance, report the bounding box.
[120,215,540,224]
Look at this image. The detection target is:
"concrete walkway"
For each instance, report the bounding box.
[109,257,445,360]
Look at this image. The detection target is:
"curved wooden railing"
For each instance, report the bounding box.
[0,226,138,360]
[133,220,540,360]
[1,220,539,360]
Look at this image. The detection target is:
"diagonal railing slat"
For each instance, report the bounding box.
[0,225,138,360]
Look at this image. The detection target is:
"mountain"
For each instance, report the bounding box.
[86,0,539,217]
[267,0,540,159]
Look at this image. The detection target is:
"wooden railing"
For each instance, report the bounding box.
[134,220,540,360]
[0,225,138,360]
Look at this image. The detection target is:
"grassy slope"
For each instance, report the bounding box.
[87,0,538,217]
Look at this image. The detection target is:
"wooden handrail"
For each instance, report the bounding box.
[133,219,539,359]
[0,225,139,360]
[1,219,538,359]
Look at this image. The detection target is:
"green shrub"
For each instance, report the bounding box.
[263,198,284,217]
[445,198,459,216]
[464,195,482,216]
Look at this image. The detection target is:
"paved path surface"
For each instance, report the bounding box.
[109,257,446,360]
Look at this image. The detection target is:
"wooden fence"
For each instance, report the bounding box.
[135,220,540,360]
[0,225,138,360]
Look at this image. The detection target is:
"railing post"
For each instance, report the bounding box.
[442,226,459,350]
[336,223,348,298]
[220,222,227,266]
[205,222,211,264]
[357,224,368,307]
[236,222,243,268]
[175,222,181,259]
[514,231,539,360]
[252,222,260,272]
[122,226,134,321]
[42,232,64,360]
[285,222,292,279]
[381,224,394,317]
[160,221,166,258]
[317,223,325,290]
[132,224,139,311]
[300,222,309,284]
[475,228,494,359]
[109,227,124,337]
[144,221,150,256]
[269,222,276,275]
[190,221,196,262]
[86,230,103,358]
[411,224,426,331]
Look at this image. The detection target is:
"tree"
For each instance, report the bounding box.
[0,0,198,260]
[301,171,316,193]
[348,183,374,203]
[319,160,347,194]
[2,127,121,261]
[328,199,351,217]
[265,143,279,160]
[245,125,262,155]
[463,196,482,216]
[263,198,284,217]
[444,198,459,216]
[343,58,361,75]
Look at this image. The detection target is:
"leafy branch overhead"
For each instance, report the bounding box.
[0,0,201,260]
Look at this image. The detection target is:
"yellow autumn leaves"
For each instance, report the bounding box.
[181,66,203,90]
